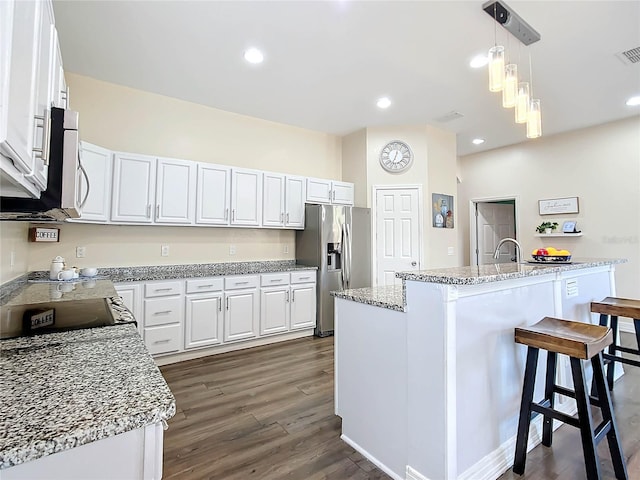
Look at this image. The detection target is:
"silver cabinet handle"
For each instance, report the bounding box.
[332,190,335,202]
[411,261,417,266]
[235,281,249,285]
[156,204,160,218]
[225,208,229,220]
[147,204,151,218]
[286,213,289,223]
[154,288,173,292]
[62,86,70,108]
[269,278,282,283]
[197,284,214,288]
[298,276,310,280]
[153,310,172,315]
[226,297,229,310]
[292,290,295,302]
[286,290,289,303]
[218,297,222,312]
[32,111,51,164]
[232,209,235,221]
[153,339,171,344]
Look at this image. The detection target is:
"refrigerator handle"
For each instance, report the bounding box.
[340,224,346,290]
[344,223,352,289]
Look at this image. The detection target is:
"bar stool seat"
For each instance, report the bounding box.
[513,316,628,480]
[591,297,640,390]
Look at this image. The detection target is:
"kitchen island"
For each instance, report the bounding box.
[333,259,625,480]
[0,278,175,479]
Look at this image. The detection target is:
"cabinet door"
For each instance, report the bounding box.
[231,168,262,226]
[114,283,143,336]
[224,289,259,342]
[185,293,223,349]
[68,142,112,222]
[155,157,195,224]
[196,163,230,225]
[262,172,285,227]
[331,181,354,205]
[306,177,332,204]
[50,30,67,108]
[285,176,305,228]
[290,284,316,330]
[111,153,156,223]
[260,286,290,335]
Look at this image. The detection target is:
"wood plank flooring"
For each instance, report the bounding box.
[160,333,640,480]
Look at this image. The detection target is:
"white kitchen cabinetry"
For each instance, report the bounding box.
[223,275,259,342]
[184,277,224,349]
[155,157,196,224]
[111,152,156,223]
[259,273,290,335]
[263,174,306,228]
[306,177,354,205]
[69,142,112,222]
[230,168,262,226]
[290,271,317,330]
[285,175,306,228]
[195,162,230,225]
[114,282,143,336]
[50,32,67,109]
[143,280,184,355]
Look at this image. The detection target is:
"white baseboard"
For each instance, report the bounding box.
[406,465,430,480]
[340,434,404,480]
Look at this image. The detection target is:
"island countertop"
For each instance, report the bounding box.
[396,258,626,286]
[331,285,405,312]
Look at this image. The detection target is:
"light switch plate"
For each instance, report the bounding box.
[76,246,86,258]
[161,245,170,257]
[229,245,236,255]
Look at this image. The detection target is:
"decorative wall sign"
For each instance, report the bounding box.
[28,227,60,242]
[432,193,454,228]
[538,197,579,215]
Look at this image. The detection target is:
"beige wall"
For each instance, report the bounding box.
[458,117,640,299]
[0,73,345,277]
[341,129,368,207]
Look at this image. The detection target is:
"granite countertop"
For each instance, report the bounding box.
[331,285,405,312]
[1,279,117,307]
[396,258,626,286]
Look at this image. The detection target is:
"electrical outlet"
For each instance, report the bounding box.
[283,245,289,254]
[447,247,454,256]
[161,245,170,257]
[10,251,15,269]
[229,244,236,255]
[76,246,86,258]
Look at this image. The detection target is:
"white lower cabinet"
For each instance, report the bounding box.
[290,283,316,330]
[184,277,224,349]
[143,280,184,356]
[224,275,259,342]
[114,282,143,336]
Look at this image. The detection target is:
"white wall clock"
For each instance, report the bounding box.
[380,140,413,173]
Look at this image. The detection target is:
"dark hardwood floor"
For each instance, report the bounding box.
[160,333,639,480]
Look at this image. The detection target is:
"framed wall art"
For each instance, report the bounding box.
[538,197,579,215]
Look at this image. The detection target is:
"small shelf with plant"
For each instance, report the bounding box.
[534,221,583,237]
[536,222,559,234]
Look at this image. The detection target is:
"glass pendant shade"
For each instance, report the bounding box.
[502,64,518,108]
[515,82,530,123]
[488,46,505,92]
[526,99,542,138]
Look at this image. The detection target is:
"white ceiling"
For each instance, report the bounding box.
[52,0,640,157]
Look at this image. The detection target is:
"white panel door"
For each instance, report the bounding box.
[231,168,262,226]
[260,286,289,335]
[185,294,223,349]
[195,163,230,225]
[155,157,195,224]
[111,153,155,223]
[290,284,316,330]
[476,203,516,265]
[224,289,259,342]
[285,176,305,228]
[375,188,421,286]
[262,172,285,227]
[306,177,332,204]
[71,142,112,222]
[331,181,354,205]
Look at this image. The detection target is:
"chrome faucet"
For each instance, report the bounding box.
[493,237,522,264]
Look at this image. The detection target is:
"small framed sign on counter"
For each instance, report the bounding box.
[28,227,60,242]
[538,197,579,215]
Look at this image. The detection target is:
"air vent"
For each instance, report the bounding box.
[434,111,464,123]
[616,47,640,65]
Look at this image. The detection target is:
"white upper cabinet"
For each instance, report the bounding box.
[111,152,156,223]
[285,175,305,228]
[305,177,354,205]
[196,162,230,225]
[50,29,67,109]
[155,157,195,224]
[262,172,285,227]
[231,168,262,226]
[70,141,112,222]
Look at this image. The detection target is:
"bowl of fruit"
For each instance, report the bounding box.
[531,247,572,263]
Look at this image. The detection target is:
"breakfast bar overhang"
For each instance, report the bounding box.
[333,259,626,480]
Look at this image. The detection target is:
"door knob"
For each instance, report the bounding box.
[411,261,417,267]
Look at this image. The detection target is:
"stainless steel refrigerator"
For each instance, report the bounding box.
[295,204,371,336]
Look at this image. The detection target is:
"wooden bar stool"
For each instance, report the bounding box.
[513,317,628,480]
[591,297,640,390]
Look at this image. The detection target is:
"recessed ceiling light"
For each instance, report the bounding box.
[472,138,485,145]
[376,97,391,109]
[244,48,264,64]
[470,55,489,68]
[626,95,640,106]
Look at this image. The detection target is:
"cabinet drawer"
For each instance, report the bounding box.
[144,297,183,327]
[261,272,290,287]
[291,271,316,284]
[186,277,223,294]
[225,275,259,290]
[144,324,181,355]
[145,280,183,298]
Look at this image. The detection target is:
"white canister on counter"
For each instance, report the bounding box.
[49,256,66,280]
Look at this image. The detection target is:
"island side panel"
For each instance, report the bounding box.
[334,298,408,479]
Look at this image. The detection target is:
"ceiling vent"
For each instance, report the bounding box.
[616,47,640,65]
[434,111,464,123]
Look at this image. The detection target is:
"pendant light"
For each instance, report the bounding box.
[515,81,529,123]
[526,99,542,138]
[488,46,505,92]
[502,63,518,108]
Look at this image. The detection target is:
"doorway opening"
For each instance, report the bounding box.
[469,196,519,266]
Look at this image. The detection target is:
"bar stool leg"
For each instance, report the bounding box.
[513,347,539,475]
[607,316,619,390]
[592,352,629,480]
[570,357,601,480]
[634,318,640,352]
[542,351,557,447]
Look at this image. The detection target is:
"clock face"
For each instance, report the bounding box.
[380,141,413,173]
